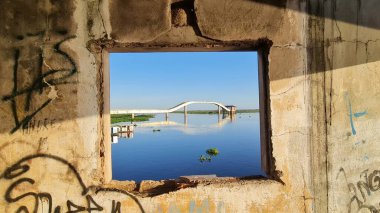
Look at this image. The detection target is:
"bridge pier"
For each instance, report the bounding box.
[165,113,169,121]
[184,106,188,125]
[218,105,221,124]
[227,106,237,120]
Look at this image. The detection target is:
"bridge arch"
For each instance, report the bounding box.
[111,101,232,114]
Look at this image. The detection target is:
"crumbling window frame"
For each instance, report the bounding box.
[97,40,277,185]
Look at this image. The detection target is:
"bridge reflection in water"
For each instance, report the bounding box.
[111,101,237,143]
[111,113,236,143]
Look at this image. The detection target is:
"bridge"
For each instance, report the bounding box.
[111,101,237,123]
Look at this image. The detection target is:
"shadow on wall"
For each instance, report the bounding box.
[0,0,378,134]
[195,0,380,74]
[247,0,380,30]
[0,0,378,212]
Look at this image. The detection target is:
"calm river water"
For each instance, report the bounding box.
[112,113,264,182]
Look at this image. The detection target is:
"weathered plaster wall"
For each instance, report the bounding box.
[0,0,378,212]
[311,0,380,212]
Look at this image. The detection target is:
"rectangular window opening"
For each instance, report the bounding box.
[107,50,271,186]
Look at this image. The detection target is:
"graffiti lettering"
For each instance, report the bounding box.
[1,32,77,134]
[345,93,367,136]
[21,118,56,134]
[337,167,380,212]
[111,200,122,213]
[0,154,145,213]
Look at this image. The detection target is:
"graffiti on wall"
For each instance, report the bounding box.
[1,30,77,134]
[0,153,145,213]
[336,167,380,212]
[335,93,376,212]
[21,118,57,134]
[0,152,228,213]
[345,92,367,136]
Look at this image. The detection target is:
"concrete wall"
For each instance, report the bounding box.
[309,0,380,212]
[0,0,378,212]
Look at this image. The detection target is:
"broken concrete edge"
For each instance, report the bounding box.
[179,174,218,181]
[88,37,285,193]
[178,175,265,183]
[104,174,272,198]
[106,180,138,192]
[86,37,274,53]
[104,179,193,197]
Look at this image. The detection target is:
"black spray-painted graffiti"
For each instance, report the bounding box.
[0,154,145,213]
[21,118,56,134]
[336,167,380,212]
[1,31,77,134]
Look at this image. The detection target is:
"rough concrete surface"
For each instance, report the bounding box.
[109,0,171,42]
[0,0,379,212]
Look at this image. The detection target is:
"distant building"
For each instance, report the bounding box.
[225,105,237,114]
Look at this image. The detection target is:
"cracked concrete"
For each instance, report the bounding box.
[0,0,379,212]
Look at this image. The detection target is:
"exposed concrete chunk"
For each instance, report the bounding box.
[107,180,137,191]
[139,180,167,192]
[180,175,217,182]
[109,0,171,42]
[180,175,236,183]
[172,8,188,27]
[138,180,179,197]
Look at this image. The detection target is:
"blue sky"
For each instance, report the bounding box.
[110,52,259,110]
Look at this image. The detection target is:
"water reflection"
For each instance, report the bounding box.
[138,116,232,135]
[111,113,263,182]
[112,113,236,137]
[111,126,134,142]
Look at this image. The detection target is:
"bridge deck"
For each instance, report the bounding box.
[111,101,231,114]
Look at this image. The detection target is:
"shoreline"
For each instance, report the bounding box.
[111,109,259,123]
[171,109,259,114]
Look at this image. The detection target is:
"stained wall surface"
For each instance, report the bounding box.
[317,1,380,212]
[0,0,378,212]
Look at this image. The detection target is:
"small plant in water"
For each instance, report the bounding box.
[206,148,219,156]
[198,148,220,163]
[199,155,212,162]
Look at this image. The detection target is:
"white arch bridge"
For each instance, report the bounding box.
[111,101,237,122]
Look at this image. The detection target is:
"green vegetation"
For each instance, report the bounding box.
[111,109,258,124]
[172,109,259,114]
[199,155,212,162]
[111,114,154,124]
[206,148,219,156]
[199,148,220,163]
